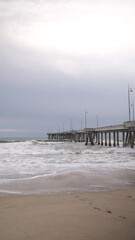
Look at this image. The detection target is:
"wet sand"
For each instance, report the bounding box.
[0,188,135,240]
[0,169,135,195]
[0,169,135,240]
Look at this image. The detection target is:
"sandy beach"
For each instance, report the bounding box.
[0,188,135,240]
[0,140,135,240]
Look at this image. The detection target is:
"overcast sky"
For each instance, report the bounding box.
[0,0,135,138]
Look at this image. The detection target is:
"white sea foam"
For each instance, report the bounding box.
[0,140,135,182]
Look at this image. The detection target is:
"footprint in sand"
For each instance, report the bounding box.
[79,199,85,202]
[74,195,79,199]
[119,216,126,219]
[74,195,86,202]
[94,207,101,211]
[106,210,112,214]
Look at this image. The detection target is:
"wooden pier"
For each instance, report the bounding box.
[47,121,135,148]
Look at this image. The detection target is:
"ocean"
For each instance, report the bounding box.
[0,139,135,195]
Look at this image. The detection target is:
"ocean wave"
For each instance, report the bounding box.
[0,141,135,182]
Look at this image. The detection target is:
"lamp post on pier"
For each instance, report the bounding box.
[80,120,82,130]
[96,115,99,128]
[62,122,65,132]
[70,118,72,131]
[85,111,88,129]
[131,101,135,121]
[128,85,133,121]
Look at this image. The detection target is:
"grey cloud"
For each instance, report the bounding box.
[0,0,135,137]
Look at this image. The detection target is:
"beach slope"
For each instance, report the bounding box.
[0,188,135,240]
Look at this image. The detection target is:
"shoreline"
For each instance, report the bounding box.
[0,168,135,196]
[0,188,135,240]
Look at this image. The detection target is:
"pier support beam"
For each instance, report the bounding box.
[101,132,103,146]
[85,134,88,145]
[126,132,129,146]
[105,132,107,146]
[122,132,125,147]
[95,133,98,143]
[89,133,94,145]
[113,132,116,147]
[117,132,119,147]
[109,132,111,146]
[129,131,135,148]
[131,132,135,148]
[98,133,100,145]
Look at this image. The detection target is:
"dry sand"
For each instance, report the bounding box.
[0,188,135,240]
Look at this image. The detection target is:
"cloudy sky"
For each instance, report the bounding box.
[0,0,135,138]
